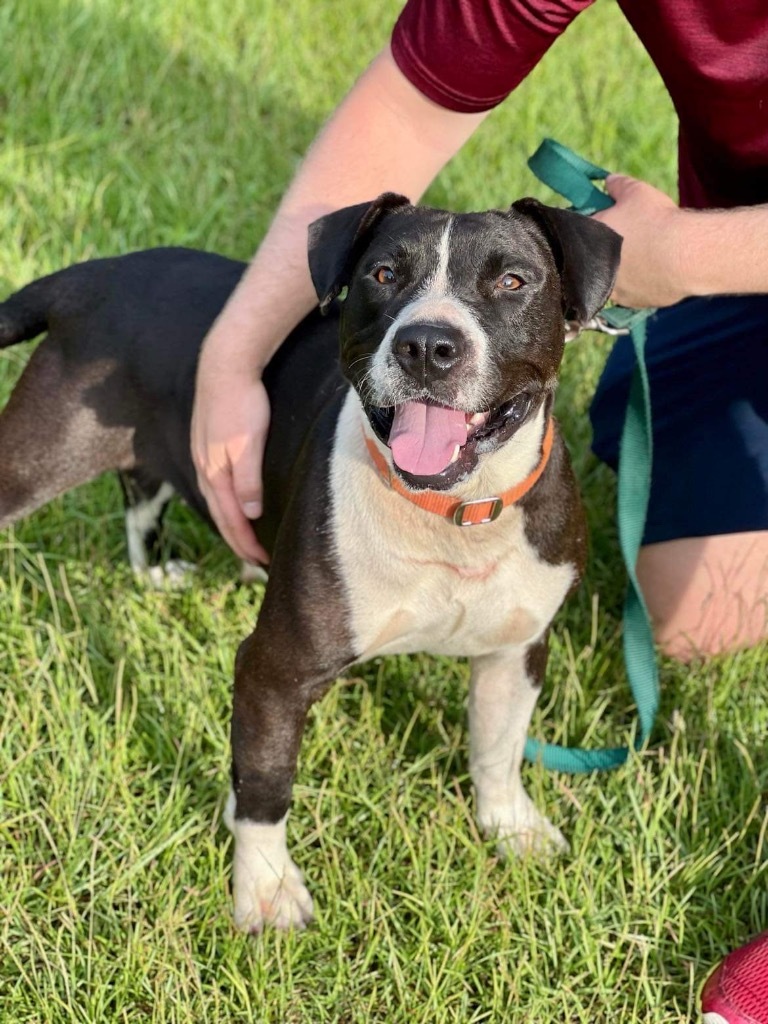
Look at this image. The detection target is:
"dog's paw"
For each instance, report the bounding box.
[478,797,569,861]
[494,816,569,860]
[142,559,197,590]
[239,561,269,585]
[232,857,314,933]
[226,794,314,934]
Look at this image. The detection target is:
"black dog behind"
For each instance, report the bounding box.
[0,196,620,930]
[0,248,340,558]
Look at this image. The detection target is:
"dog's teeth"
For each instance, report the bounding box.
[466,411,490,436]
[450,444,460,464]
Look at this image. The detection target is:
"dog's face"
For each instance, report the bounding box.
[309,195,621,489]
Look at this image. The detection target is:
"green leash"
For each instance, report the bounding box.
[522,138,660,773]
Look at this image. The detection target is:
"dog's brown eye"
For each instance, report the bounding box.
[374,266,396,285]
[496,273,524,291]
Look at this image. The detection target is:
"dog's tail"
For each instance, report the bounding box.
[0,277,53,348]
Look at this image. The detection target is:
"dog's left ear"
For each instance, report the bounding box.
[511,197,622,323]
[308,193,412,313]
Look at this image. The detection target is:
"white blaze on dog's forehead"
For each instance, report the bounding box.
[368,216,493,408]
[420,218,453,297]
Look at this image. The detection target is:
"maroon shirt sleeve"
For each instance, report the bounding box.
[391,0,596,113]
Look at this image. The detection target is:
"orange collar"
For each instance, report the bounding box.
[363,417,555,526]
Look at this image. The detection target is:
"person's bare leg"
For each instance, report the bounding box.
[637,531,768,661]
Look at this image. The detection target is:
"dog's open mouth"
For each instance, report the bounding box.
[367,393,534,490]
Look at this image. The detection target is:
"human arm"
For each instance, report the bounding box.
[592,174,768,309]
[191,45,489,562]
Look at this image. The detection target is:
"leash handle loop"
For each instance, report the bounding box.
[527,138,614,216]
[523,140,660,774]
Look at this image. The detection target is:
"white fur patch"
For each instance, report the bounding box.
[330,392,574,661]
[431,217,453,296]
[125,481,174,571]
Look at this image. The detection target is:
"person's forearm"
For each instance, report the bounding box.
[594,177,768,308]
[675,204,768,299]
[192,45,487,560]
[203,45,488,375]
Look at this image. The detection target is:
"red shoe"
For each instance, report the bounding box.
[702,931,768,1024]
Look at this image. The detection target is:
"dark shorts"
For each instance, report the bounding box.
[590,295,768,545]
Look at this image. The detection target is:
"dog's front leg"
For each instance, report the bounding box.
[227,627,335,933]
[468,639,568,859]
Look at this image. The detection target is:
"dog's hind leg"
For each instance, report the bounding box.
[119,469,174,570]
[119,470,195,587]
[0,341,135,530]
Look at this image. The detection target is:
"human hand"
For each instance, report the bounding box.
[191,364,270,565]
[592,174,689,309]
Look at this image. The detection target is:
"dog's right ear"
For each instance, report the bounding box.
[308,193,411,313]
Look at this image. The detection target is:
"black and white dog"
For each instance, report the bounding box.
[0,195,620,930]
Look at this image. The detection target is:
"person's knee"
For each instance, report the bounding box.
[637,533,768,663]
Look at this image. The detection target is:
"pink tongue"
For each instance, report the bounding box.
[389,401,467,476]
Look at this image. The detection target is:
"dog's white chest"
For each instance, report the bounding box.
[330,394,575,661]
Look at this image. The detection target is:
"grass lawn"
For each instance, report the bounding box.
[1,1,766,1021]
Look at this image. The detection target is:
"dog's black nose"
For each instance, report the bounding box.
[393,323,466,383]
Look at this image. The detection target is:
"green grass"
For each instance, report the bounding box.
[1,1,766,1021]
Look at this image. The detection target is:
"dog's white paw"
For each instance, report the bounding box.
[494,816,570,859]
[478,796,569,860]
[143,559,196,590]
[232,854,314,933]
[239,561,268,585]
[226,794,313,933]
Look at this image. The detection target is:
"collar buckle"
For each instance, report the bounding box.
[452,496,503,527]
